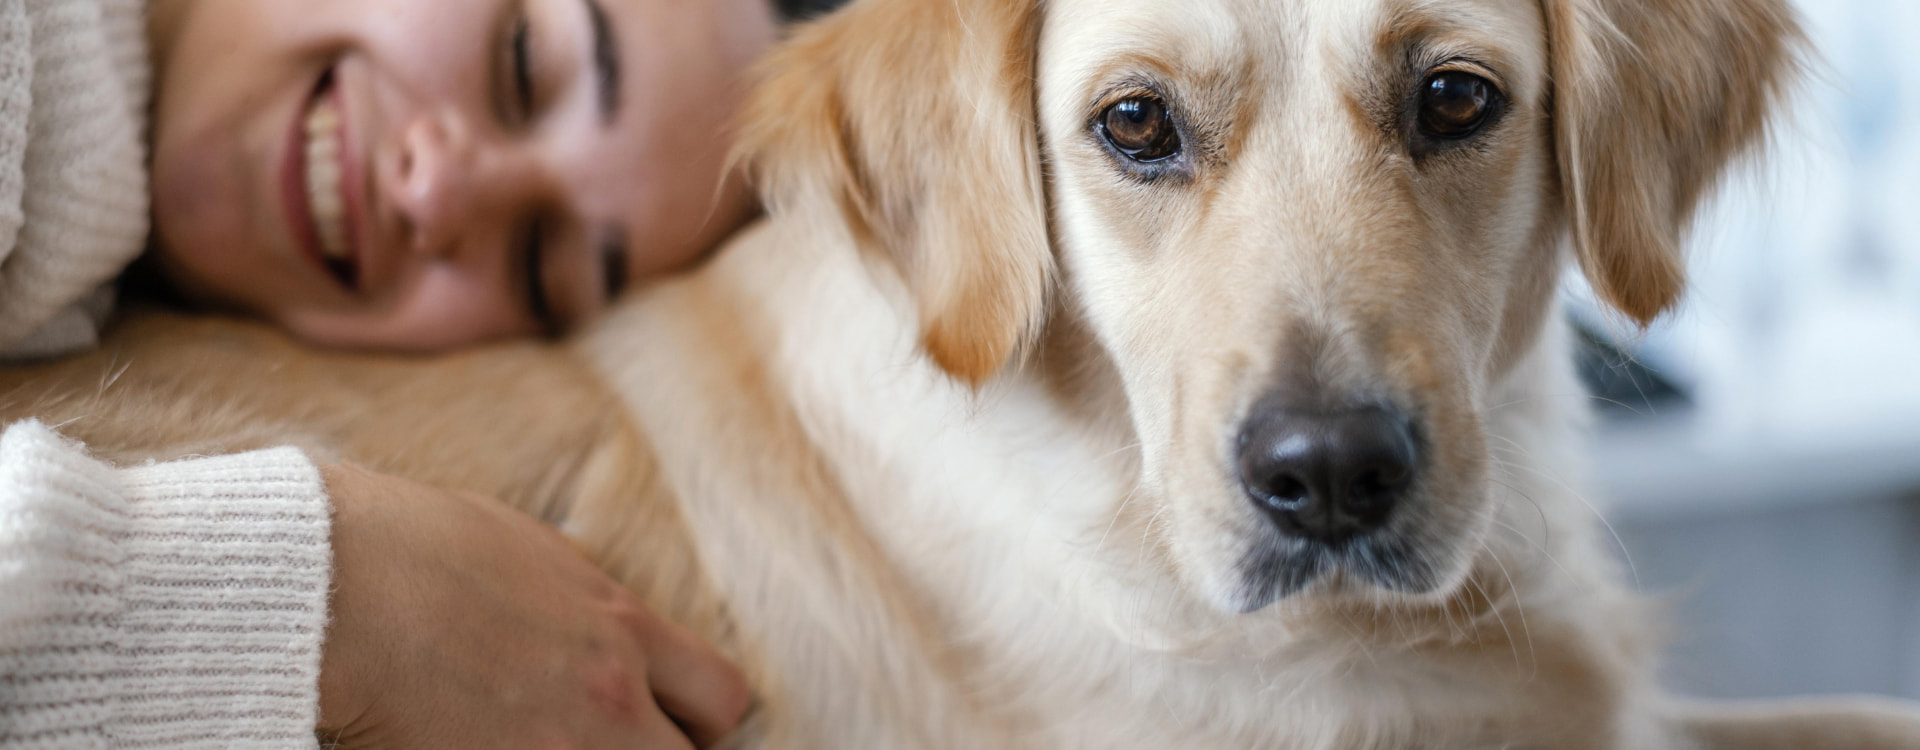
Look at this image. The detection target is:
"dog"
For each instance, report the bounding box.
[9,0,1920,746]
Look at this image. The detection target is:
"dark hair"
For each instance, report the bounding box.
[118,249,195,311]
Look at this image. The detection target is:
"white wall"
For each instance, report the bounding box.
[1589,0,1920,701]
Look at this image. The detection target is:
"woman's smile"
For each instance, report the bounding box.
[286,68,366,294]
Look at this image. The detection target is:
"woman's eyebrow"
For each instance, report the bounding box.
[585,0,622,123]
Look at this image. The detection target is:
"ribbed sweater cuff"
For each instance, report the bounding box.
[0,422,330,749]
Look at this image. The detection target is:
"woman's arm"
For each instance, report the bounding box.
[0,422,749,749]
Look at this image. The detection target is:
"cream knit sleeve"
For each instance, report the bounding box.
[0,421,330,749]
[0,0,151,358]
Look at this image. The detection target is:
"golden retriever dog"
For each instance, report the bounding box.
[8,0,1920,746]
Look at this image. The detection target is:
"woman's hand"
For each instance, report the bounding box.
[316,465,750,749]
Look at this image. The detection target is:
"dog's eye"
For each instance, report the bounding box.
[1099,97,1182,163]
[1417,72,1496,139]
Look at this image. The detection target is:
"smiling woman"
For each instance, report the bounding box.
[146,0,776,349]
[0,0,810,748]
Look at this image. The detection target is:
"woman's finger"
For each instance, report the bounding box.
[618,603,753,747]
[586,693,699,750]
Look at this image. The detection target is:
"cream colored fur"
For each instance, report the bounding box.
[6,0,1920,746]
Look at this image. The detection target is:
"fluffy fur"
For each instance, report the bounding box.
[6,0,1920,746]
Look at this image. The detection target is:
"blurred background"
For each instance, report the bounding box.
[1573,0,1920,701]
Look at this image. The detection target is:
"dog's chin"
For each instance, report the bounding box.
[1181,525,1478,616]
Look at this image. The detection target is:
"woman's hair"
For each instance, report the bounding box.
[119,249,197,313]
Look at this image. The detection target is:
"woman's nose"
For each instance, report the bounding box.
[381,113,531,260]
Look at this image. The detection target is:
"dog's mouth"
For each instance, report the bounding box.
[1152,459,1480,617]
[1231,528,1448,612]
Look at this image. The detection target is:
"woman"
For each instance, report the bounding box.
[0,0,824,746]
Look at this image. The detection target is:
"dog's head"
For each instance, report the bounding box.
[743,0,1796,614]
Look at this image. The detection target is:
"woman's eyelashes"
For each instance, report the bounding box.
[497,7,542,129]
[519,217,559,334]
[511,16,535,119]
[600,239,627,301]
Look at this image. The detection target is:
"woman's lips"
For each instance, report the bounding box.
[281,69,363,293]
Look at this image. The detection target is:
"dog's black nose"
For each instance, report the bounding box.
[1236,402,1419,545]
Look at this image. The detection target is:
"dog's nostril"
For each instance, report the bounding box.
[1235,401,1420,545]
[1258,475,1312,510]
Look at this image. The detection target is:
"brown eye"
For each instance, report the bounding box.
[1099,97,1182,162]
[1417,71,1496,140]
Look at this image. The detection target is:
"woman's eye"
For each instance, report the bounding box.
[1099,97,1182,163]
[519,216,557,333]
[496,12,537,127]
[511,17,535,116]
[1417,71,1498,140]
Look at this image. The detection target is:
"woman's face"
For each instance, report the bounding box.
[148,0,776,350]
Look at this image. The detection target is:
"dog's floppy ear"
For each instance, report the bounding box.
[1544,0,1800,326]
[737,0,1050,387]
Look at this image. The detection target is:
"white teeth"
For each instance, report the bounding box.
[303,97,349,261]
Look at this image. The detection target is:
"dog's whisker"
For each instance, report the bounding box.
[1486,468,1555,552]
[1484,440,1640,589]
[1462,568,1526,677]
[1332,605,1383,672]
[1484,389,1659,418]
[1481,545,1537,681]
[1484,516,1575,584]
[1096,481,1146,552]
[1087,440,1144,467]
[1485,441,1557,549]
[1138,503,1172,557]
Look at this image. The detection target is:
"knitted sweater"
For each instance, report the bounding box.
[0,0,150,359]
[0,2,335,747]
[0,422,330,748]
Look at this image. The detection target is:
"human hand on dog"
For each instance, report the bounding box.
[315,465,751,749]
